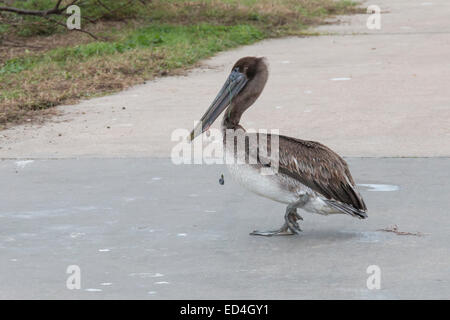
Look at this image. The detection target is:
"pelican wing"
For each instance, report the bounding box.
[255,134,367,214]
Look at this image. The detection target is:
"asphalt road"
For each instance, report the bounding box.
[1,158,449,299]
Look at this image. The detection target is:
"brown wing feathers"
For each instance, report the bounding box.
[237,132,367,216]
[277,135,367,213]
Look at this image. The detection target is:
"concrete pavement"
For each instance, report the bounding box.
[1,158,449,299]
[0,0,449,158]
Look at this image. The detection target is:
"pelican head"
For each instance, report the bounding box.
[189,56,268,141]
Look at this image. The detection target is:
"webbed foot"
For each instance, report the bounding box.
[250,223,294,236]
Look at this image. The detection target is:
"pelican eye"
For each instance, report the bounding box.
[230,68,241,80]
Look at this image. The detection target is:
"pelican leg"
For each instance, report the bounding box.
[249,209,303,236]
[284,196,309,235]
[285,207,302,235]
[250,197,307,236]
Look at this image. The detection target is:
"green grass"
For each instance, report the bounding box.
[0,0,362,128]
[1,24,264,75]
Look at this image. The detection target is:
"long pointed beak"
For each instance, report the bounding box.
[188,68,248,142]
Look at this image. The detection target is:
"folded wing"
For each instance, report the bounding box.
[251,133,367,217]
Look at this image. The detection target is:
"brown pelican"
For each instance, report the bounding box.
[189,57,367,236]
